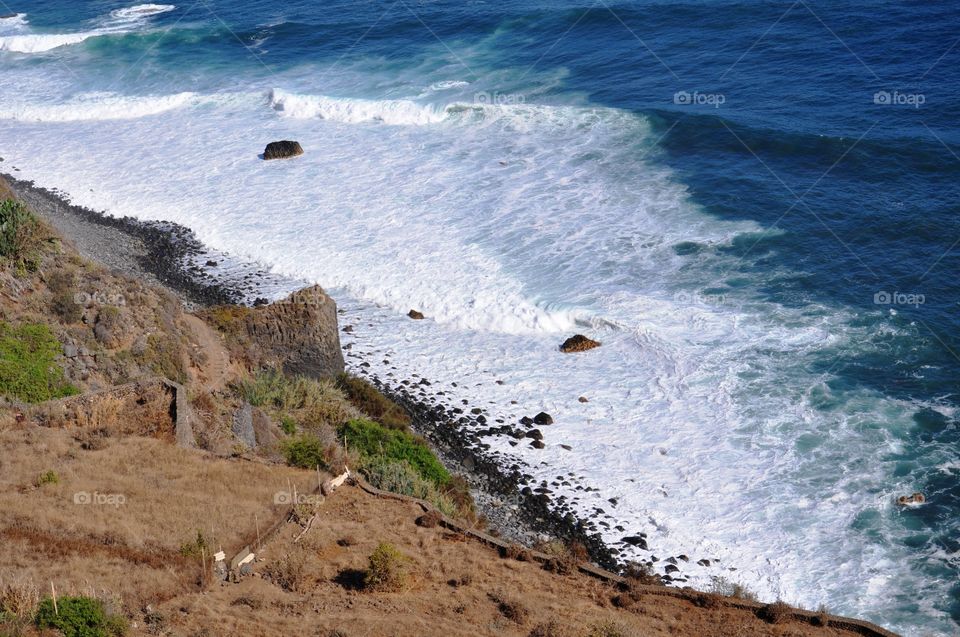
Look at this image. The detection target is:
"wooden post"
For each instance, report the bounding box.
[200,547,206,586]
[317,464,322,493]
[50,582,58,616]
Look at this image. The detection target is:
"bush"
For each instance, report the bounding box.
[0,322,78,403]
[263,553,305,592]
[239,370,359,430]
[36,470,59,486]
[178,530,209,559]
[136,333,186,384]
[360,457,456,516]
[489,593,529,625]
[415,510,442,528]
[364,543,407,592]
[281,434,326,470]
[34,595,127,637]
[340,418,449,486]
[709,576,757,601]
[585,621,632,637]
[528,621,574,637]
[48,271,82,324]
[280,416,297,435]
[0,199,42,271]
[501,543,533,562]
[335,374,410,430]
[757,600,792,624]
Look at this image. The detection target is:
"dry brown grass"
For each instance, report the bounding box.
[130,485,862,637]
[0,423,325,615]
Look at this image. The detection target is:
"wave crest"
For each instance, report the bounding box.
[0,4,175,53]
[268,88,448,125]
[0,92,198,122]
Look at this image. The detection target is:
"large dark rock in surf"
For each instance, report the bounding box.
[408,309,425,320]
[242,285,344,378]
[263,140,303,160]
[533,412,553,426]
[560,334,601,353]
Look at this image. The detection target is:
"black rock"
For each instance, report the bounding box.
[622,536,647,549]
[533,412,554,425]
[530,439,545,449]
[263,140,304,160]
[519,416,534,425]
[525,429,544,440]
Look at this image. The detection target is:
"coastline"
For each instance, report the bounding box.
[2,172,621,573]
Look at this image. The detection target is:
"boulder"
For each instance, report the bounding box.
[263,140,303,160]
[896,492,926,506]
[533,412,553,426]
[232,403,256,448]
[242,285,345,378]
[560,334,601,353]
[408,309,425,320]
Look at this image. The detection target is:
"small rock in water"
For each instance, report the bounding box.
[519,416,534,425]
[559,334,601,353]
[205,260,218,266]
[262,140,304,160]
[408,309,425,320]
[530,440,545,449]
[578,396,589,403]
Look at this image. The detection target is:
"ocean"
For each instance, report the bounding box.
[1,1,957,634]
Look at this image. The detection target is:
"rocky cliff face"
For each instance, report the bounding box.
[243,285,345,378]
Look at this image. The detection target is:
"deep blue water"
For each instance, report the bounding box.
[2,1,958,633]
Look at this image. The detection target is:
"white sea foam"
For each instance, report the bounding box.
[0,92,198,122]
[0,4,175,53]
[0,32,97,52]
[269,88,449,125]
[109,4,176,20]
[0,12,28,31]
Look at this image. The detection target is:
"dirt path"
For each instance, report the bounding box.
[182,314,233,391]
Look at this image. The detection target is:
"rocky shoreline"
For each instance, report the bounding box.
[2,173,627,574]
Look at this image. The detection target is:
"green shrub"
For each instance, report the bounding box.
[280,416,297,435]
[178,530,209,559]
[34,595,127,637]
[36,470,59,486]
[48,270,82,324]
[339,418,449,486]
[0,322,78,403]
[281,434,326,469]
[240,371,358,430]
[364,543,407,592]
[335,374,410,430]
[0,199,42,271]
[362,457,456,516]
[136,333,186,384]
